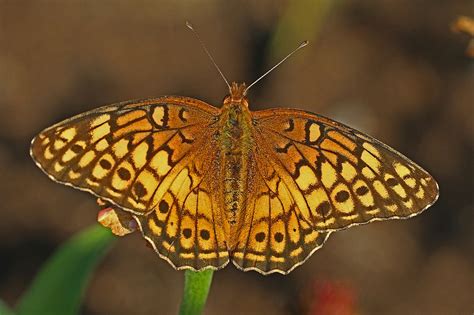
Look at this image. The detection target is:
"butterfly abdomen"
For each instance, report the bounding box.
[218,102,255,243]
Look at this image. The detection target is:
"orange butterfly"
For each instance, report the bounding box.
[30,25,438,274]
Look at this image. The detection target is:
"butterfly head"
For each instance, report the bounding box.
[224,82,249,108]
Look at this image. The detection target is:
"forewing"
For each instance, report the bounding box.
[252,109,439,232]
[30,96,219,215]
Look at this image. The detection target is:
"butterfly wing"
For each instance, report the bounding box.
[30,97,218,214]
[230,148,330,275]
[134,141,229,270]
[31,97,229,270]
[251,108,439,232]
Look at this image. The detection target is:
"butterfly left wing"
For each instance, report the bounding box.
[133,139,230,271]
[31,97,231,271]
[30,97,219,215]
[251,108,439,232]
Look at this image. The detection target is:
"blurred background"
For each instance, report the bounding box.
[0,1,473,314]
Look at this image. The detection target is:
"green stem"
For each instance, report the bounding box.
[178,270,214,315]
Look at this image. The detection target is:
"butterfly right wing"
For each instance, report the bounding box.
[30,96,219,215]
[251,108,439,232]
[231,148,330,275]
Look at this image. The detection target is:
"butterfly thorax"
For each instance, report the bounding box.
[218,82,255,248]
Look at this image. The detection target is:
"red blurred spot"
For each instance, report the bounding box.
[305,280,357,315]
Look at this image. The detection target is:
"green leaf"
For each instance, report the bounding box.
[15,225,115,315]
[0,299,15,315]
[179,270,214,315]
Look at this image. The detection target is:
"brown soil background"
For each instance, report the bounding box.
[0,1,473,314]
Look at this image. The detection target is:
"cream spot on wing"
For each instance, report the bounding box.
[270,220,286,254]
[353,179,374,207]
[304,230,318,243]
[394,162,417,188]
[132,141,149,169]
[197,218,215,250]
[62,149,77,163]
[420,178,428,187]
[245,253,265,262]
[150,150,171,176]
[415,186,425,199]
[179,215,195,249]
[403,198,414,209]
[341,162,357,182]
[78,150,96,168]
[288,211,300,244]
[90,114,110,128]
[307,188,331,218]
[331,183,354,214]
[68,169,81,179]
[116,110,146,126]
[44,145,54,159]
[92,153,114,179]
[385,173,407,198]
[373,180,389,199]
[290,247,303,258]
[386,204,398,212]
[148,218,162,236]
[295,165,317,191]
[361,150,381,173]
[53,138,67,150]
[53,161,64,172]
[250,222,269,253]
[91,123,110,142]
[113,138,129,158]
[362,166,376,180]
[321,161,337,189]
[152,106,165,127]
[111,161,134,191]
[308,123,321,142]
[60,128,77,142]
[95,138,109,151]
[366,208,381,215]
[363,142,381,158]
[41,136,50,146]
[135,170,158,201]
[270,256,285,263]
[166,204,179,238]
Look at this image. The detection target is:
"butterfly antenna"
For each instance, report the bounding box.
[245,40,308,94]
[186,21,231,90]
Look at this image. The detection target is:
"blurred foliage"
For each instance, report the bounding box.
[14,225,115,315]
[269,0,340,60]
[0,300,14,315]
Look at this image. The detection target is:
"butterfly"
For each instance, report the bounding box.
[30,80,439,274]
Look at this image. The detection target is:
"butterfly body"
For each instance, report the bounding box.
[218,82,255,249]
[31,81,438,274]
